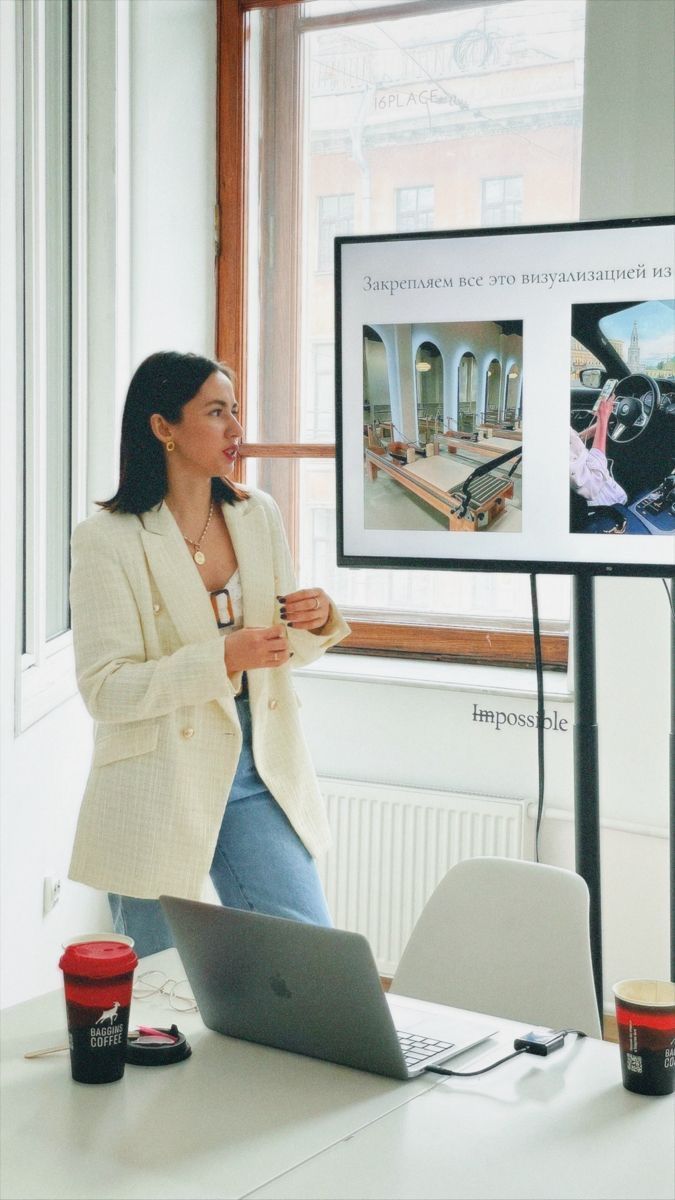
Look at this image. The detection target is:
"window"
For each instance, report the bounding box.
[457,353,478,433]
[505,365,522,422]
[317,193,354,272]
[396,186,434,232]
[415,342,443,440]
[218,0,586,667]
[17,0,86,727]
[481,175,523,226]
[306,343,336,440]
[484,359,501,423]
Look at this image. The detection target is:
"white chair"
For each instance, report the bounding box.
[390,856,602,1038]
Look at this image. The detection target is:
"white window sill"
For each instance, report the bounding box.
[297,651,571,702]
[18,638,77,732]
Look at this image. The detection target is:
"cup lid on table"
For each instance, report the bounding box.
[125,1025,192,1066]
[59,940,138,977]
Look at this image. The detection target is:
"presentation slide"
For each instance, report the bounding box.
[336,216,674,576]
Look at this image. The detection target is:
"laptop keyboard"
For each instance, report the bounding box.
[397,1030,455,1069]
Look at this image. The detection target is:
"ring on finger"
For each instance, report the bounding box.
[313,597,319,610]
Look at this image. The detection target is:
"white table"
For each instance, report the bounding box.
[1,949,672,1200]
[247,1032,674,1200]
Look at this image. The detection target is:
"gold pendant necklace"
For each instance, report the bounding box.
[181,500,214,566]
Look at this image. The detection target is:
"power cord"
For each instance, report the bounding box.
[663,577,675,621]
[427,1047,526,1077]
[529,572,545,863]
[426,1028,586,1077]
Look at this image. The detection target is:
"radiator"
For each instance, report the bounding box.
[317,777,526,977]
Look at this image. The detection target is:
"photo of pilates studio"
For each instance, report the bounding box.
[363,320,523,533]
[1,3,674,1199]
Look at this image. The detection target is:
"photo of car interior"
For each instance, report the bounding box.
[570,299,675,534]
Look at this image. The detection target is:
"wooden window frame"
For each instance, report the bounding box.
[216,0,568,671]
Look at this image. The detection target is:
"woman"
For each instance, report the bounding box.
[68,351,350,957]
[569,392,628,508]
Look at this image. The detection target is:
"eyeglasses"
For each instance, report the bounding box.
[132,969,197,1013]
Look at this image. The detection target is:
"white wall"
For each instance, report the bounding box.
[578,0,674,996]
[580,0,675,221]
[1,0,672,1010]
[129,0,217,365]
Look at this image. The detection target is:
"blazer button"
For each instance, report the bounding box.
[153,602,161,614]
[268,699,278,710]
[181,727,195,739]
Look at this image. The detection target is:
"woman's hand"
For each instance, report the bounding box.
[224,625,290,674]
[595,394,616,427]
[278,588,331,631]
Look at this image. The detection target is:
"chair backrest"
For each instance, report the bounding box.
[390,857,602,1038]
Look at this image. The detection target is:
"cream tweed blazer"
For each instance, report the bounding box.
[68,487,350,900]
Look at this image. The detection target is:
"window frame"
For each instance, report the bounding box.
[217,0,569,670]
[481,174,524,227]
[316,192,355,273]
[395,185,435,234]
[17,0,88,731]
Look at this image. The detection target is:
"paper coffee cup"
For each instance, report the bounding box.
[613,979,675,1096]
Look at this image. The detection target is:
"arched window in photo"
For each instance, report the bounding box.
[415,341,442,442]
[505,364,522,425]
[458,352,478,433]
[484,358,502,424]
[363,327,390,435]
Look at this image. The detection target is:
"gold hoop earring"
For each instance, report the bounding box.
[166,439,175,453]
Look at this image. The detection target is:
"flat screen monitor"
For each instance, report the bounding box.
[335,216,674,577]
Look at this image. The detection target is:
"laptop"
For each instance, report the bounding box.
[159,896,497,1080]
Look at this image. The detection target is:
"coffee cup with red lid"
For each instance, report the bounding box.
[59,938,138,1084]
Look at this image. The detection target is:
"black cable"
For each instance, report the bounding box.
[426,1029,586,1078]
[530,573,545,863]
[427,1048,527,1077]
[662,577,675,620]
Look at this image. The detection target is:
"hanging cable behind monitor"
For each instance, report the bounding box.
[530,574,545,862]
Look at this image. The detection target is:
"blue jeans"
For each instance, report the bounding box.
[109,694,332,958]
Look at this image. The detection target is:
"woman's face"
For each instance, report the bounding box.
[160,371,244,479]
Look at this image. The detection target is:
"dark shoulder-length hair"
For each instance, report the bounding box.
[99,350,246,513]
